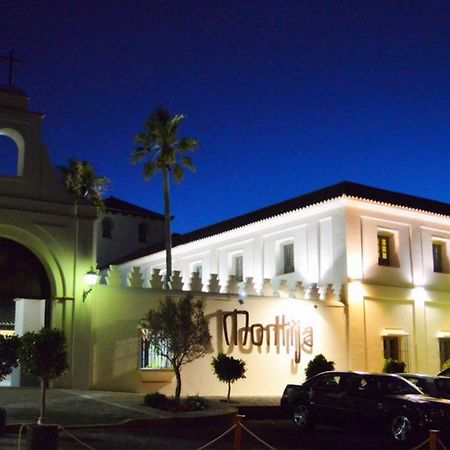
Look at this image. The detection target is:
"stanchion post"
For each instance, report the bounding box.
[429,430,439,450]
[233,414,245,450]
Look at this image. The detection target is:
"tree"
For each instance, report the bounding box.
[132,108,199,289]
[59,158,109,211]
[141,295,211,405]
[18,328,68,424]
[305,354,335,379]
[0,334,20,381]
[211,353,246,402]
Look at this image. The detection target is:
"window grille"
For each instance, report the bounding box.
[383,336,409,370]
[283,243,295,273]
[235,255,243,282]
[378,235,390,266]
[140,334,171,370]
[433,243,444,273]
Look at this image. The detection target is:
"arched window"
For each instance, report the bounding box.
[0,134,20,176]
[102,218,114,239]
[138,222,150,243]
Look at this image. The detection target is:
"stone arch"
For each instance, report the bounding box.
[0,237,52,328]
[0,225,66,299]
[0,128,25,176]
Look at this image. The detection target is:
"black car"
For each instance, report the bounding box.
[399,374,450,400]
[281,371,450,444]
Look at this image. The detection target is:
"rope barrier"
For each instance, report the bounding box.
[240,423,277,450]
[194,424,236,450]
[438,439,449,450]
[15,422,97,450]
[409,438,430,450]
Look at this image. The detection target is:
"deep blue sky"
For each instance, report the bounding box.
[1,1,450,233]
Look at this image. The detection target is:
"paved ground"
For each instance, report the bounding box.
[1,388,280,426]
[0,388,281,449]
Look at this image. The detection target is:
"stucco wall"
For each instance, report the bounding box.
[88,284,346,396]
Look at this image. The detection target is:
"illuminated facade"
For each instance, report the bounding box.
[0,86,449,396]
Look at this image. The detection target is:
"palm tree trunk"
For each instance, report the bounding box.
[163,169,172,290]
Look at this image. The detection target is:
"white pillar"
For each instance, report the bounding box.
[10,298,46,386]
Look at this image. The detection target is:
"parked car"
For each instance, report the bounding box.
[281,371,450,444]
[439,367,450,377]
[398,374,450,400]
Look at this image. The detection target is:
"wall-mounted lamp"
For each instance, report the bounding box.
[82,267,99,302]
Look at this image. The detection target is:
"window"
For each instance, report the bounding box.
[378,235,390,266]
[141,337,171,370]
[432,242,445,273]
[439,338,450,367]
[138,223,150,243]
[283,243,295,273]
[234,255,243,282]
[383,336,399,359]
[101,218,114,239]
[383,336,409,369]
[193,263,202,278]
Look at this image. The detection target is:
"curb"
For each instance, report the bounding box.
[5,408,238,434]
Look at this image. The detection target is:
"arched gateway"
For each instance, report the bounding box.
[0,237,51,332]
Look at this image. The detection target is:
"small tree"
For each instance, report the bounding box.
[382,358,406,374]
[18,328,68,424]
[0,334,21,381]
[59,158,110,211]
[211,353,246,402]
[305,354,335,379]
[442,358,450,372]
[141,295,211,405]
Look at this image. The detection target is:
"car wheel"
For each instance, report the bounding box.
[389,411,416,444]
[292,404,313,431]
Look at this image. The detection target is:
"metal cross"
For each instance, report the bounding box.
[0,50,23,86]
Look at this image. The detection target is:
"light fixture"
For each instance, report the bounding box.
[82,267,99,302]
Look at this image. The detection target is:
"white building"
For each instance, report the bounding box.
[1,84,449,397]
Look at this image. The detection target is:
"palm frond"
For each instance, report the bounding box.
[143,161,157,180]
[181,156,196,172]
[172,164,185,183]
[178,137,199,152]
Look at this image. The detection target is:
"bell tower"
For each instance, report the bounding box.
[0,85,70,202]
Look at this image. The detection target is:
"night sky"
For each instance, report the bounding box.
[1,1,450,233]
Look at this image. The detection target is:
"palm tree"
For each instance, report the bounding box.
[59,159,110,211]
[132,107,199,289]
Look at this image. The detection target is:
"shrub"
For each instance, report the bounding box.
[382,358,406,373]
[442,358,450,372]
[143,392,167,409]
[305,354,335,379]
[183,395,208,411]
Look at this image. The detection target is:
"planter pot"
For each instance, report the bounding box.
[26,423,59,450]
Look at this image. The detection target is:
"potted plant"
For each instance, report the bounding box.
[18,328,68,450]
[0,334,21,435]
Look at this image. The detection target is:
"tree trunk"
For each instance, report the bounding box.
[174,365,182,405]
[227,381,231,403]
[163,169,172,290]
[38,377,48,424]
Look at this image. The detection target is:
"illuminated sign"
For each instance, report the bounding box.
[222,309,313,363]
